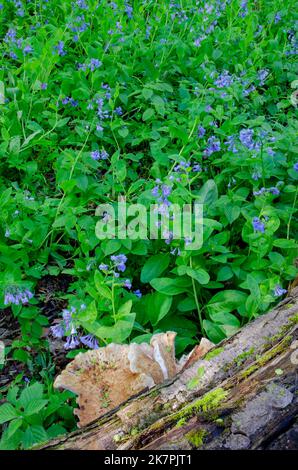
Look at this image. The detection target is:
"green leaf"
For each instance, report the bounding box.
[94,272,112,300]
[273,239,297,249]
[142,108,155,121]
[24,399,48,416]
[151,95,165,115]
[78,300,98,323]
[6,418,23,439]
[158,315,198,339]
[0,187,12,208]
[208,312,240,327]
[0,403,18,424]
[115,159,127,181]
[9,135,21,155]
[19,383,43,409]
[207,290,248,316]
[145,292,172,326]
[177,266,210,285]
[22,425,48,449]
[196,179,218,205]
[141,254,170,283]
[86,311,136,343]
[177,296,196,312]
[103,239,122,256]
[203,320,225,344]
[118,127,129,138]
[150,277,191,295]
[117,300,132,316]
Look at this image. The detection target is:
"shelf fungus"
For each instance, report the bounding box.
[54,332,214,427]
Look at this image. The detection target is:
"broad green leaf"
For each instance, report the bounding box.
[141,254,170,283]
[207,290,248,316]
[177,296,196,312]
[24,399,48,416]
[150,277,191,295]
[145,292,172,326]
[177,266,210,285]
[94,272,112,300]
[6,418,23,439]
[196,179,218,205]
[117,300,132,316]
[19,383,43,409]
[208,311,240,327]
[86,313,136,343]
[142,108,155,121]
[0,403,18,424]
[78,300,98,322]
[22,425,48,449]
[203,320,225,344]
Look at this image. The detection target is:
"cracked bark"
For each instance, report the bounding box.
[40,287,298,450]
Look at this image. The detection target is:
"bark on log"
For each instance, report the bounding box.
[40,288,298,450]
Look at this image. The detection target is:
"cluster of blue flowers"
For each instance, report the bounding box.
[98,255,142,297]
[4,287,34,306]
[90,149,109,161]
[50,305,99,350]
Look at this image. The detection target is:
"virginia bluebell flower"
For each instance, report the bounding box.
[50,322,65,339]
[133,289,142,298]
[54,41,66,56]
[111,254,127,272]
[123,279,132,289]
[80,334,99,349]
[253,187,266,196]
[115,106,123,116]
[252,217,265,233]
[215,70,233,88]
[252,170,261,181]
[90,58,102,71]
[239,128,255,150]
[64,335,80,349]
[197,125,206,138]
[4,287,34,305]
[99,263,109,272]
[224,135,238,153]
[23,45,33,54]
[274,285,287,297]
[258,69,269,86]
[204,136,221,156]
[192,164,202,172]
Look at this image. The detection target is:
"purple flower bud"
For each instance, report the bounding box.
[133,289,142,298]
[123,279,132,289]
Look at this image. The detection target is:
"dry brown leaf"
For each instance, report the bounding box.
[54,332,214,427]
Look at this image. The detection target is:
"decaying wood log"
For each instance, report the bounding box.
[40,288,298,450]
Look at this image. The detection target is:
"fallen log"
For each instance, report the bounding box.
[40,287,298,450]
